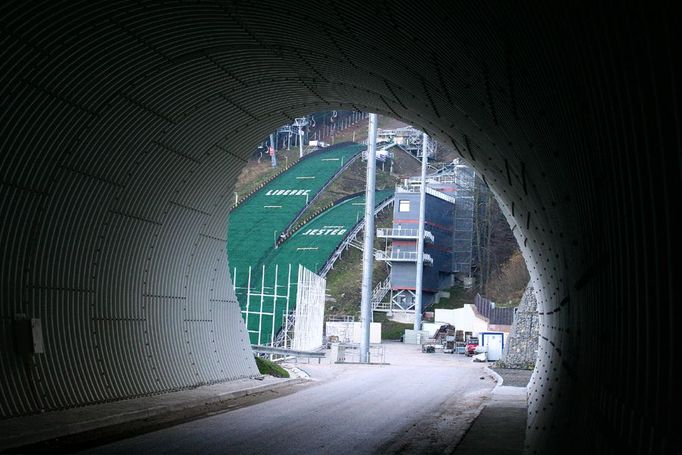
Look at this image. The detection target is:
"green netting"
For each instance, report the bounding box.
[227,143,366,343]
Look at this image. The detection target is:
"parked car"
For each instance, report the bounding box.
[465,336,479,356]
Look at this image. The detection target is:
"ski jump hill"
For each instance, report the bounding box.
[227,142,393,343]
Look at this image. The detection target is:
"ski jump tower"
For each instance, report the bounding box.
[374,161,475,317]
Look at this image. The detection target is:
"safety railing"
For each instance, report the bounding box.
[376,227,434,243]
[374,249,433,265]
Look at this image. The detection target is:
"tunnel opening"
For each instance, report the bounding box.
[221,109,533,453]
[227,111,530,354]
[0,85,572,453]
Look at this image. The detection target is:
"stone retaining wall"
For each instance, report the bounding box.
[495,283,539,369]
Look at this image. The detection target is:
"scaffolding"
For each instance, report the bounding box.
[376,126,437,159]
[451,164,476,274]
[235,263,326,350]
[273,311,296,349]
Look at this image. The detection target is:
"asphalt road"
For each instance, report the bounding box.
[83,342,496,455]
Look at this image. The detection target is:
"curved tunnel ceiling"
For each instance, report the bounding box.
[0,2,679,453]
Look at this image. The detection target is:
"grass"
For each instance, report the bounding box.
[495,298,522,308]
[324,208,393,317]
[234,148,302,198]
[254,356,290,378]
[373,312,412,340]
[298,158,368,220]
[325,246,377,317]
[430,286,474,310]
[297,149,399,224]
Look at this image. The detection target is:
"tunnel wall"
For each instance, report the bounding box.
[0,2,679,453]
[0,0,265,417]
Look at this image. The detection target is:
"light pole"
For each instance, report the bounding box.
[414,132,428,332]
[360,113,378,364]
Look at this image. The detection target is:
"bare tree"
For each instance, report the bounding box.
[486,251,530,304]
[472,179,524,299]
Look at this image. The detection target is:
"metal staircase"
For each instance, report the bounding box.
[273,312,295,349]
[371,277,391,310]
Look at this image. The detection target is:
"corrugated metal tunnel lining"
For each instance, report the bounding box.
[0,2,678,454]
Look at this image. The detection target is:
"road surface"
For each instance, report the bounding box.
[83,342,496,454]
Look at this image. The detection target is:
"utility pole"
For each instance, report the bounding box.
[414,132,428,331]
[269,133,276,167]
[360,113,378,364]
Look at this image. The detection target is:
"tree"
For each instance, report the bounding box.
[486,251,530,305]
[472,179,524,298]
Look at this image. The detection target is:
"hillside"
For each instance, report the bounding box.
[229,112,527,322]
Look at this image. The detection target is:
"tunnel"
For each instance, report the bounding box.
[0,2,679,453]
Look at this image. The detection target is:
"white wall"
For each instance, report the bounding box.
[435,306,488,337]
[292,266,326,351]
[422,322,442,337]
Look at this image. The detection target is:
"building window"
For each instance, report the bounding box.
[399,200,410,212]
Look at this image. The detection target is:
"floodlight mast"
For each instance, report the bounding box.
[360,113,378,364]
[414,132,428,331]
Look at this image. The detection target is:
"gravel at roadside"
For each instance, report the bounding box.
[490,367,532,387]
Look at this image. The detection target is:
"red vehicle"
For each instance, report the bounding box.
[465,336,479,356]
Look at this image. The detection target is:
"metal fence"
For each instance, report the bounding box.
[334,343,386,364]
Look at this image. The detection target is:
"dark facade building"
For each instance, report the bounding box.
[376,163,475,311]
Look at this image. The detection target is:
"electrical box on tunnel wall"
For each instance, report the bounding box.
[13,317,44,354]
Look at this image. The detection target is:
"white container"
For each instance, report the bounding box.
[480,332,504,361]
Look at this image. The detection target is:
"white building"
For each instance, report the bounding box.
[425,294,515,345]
